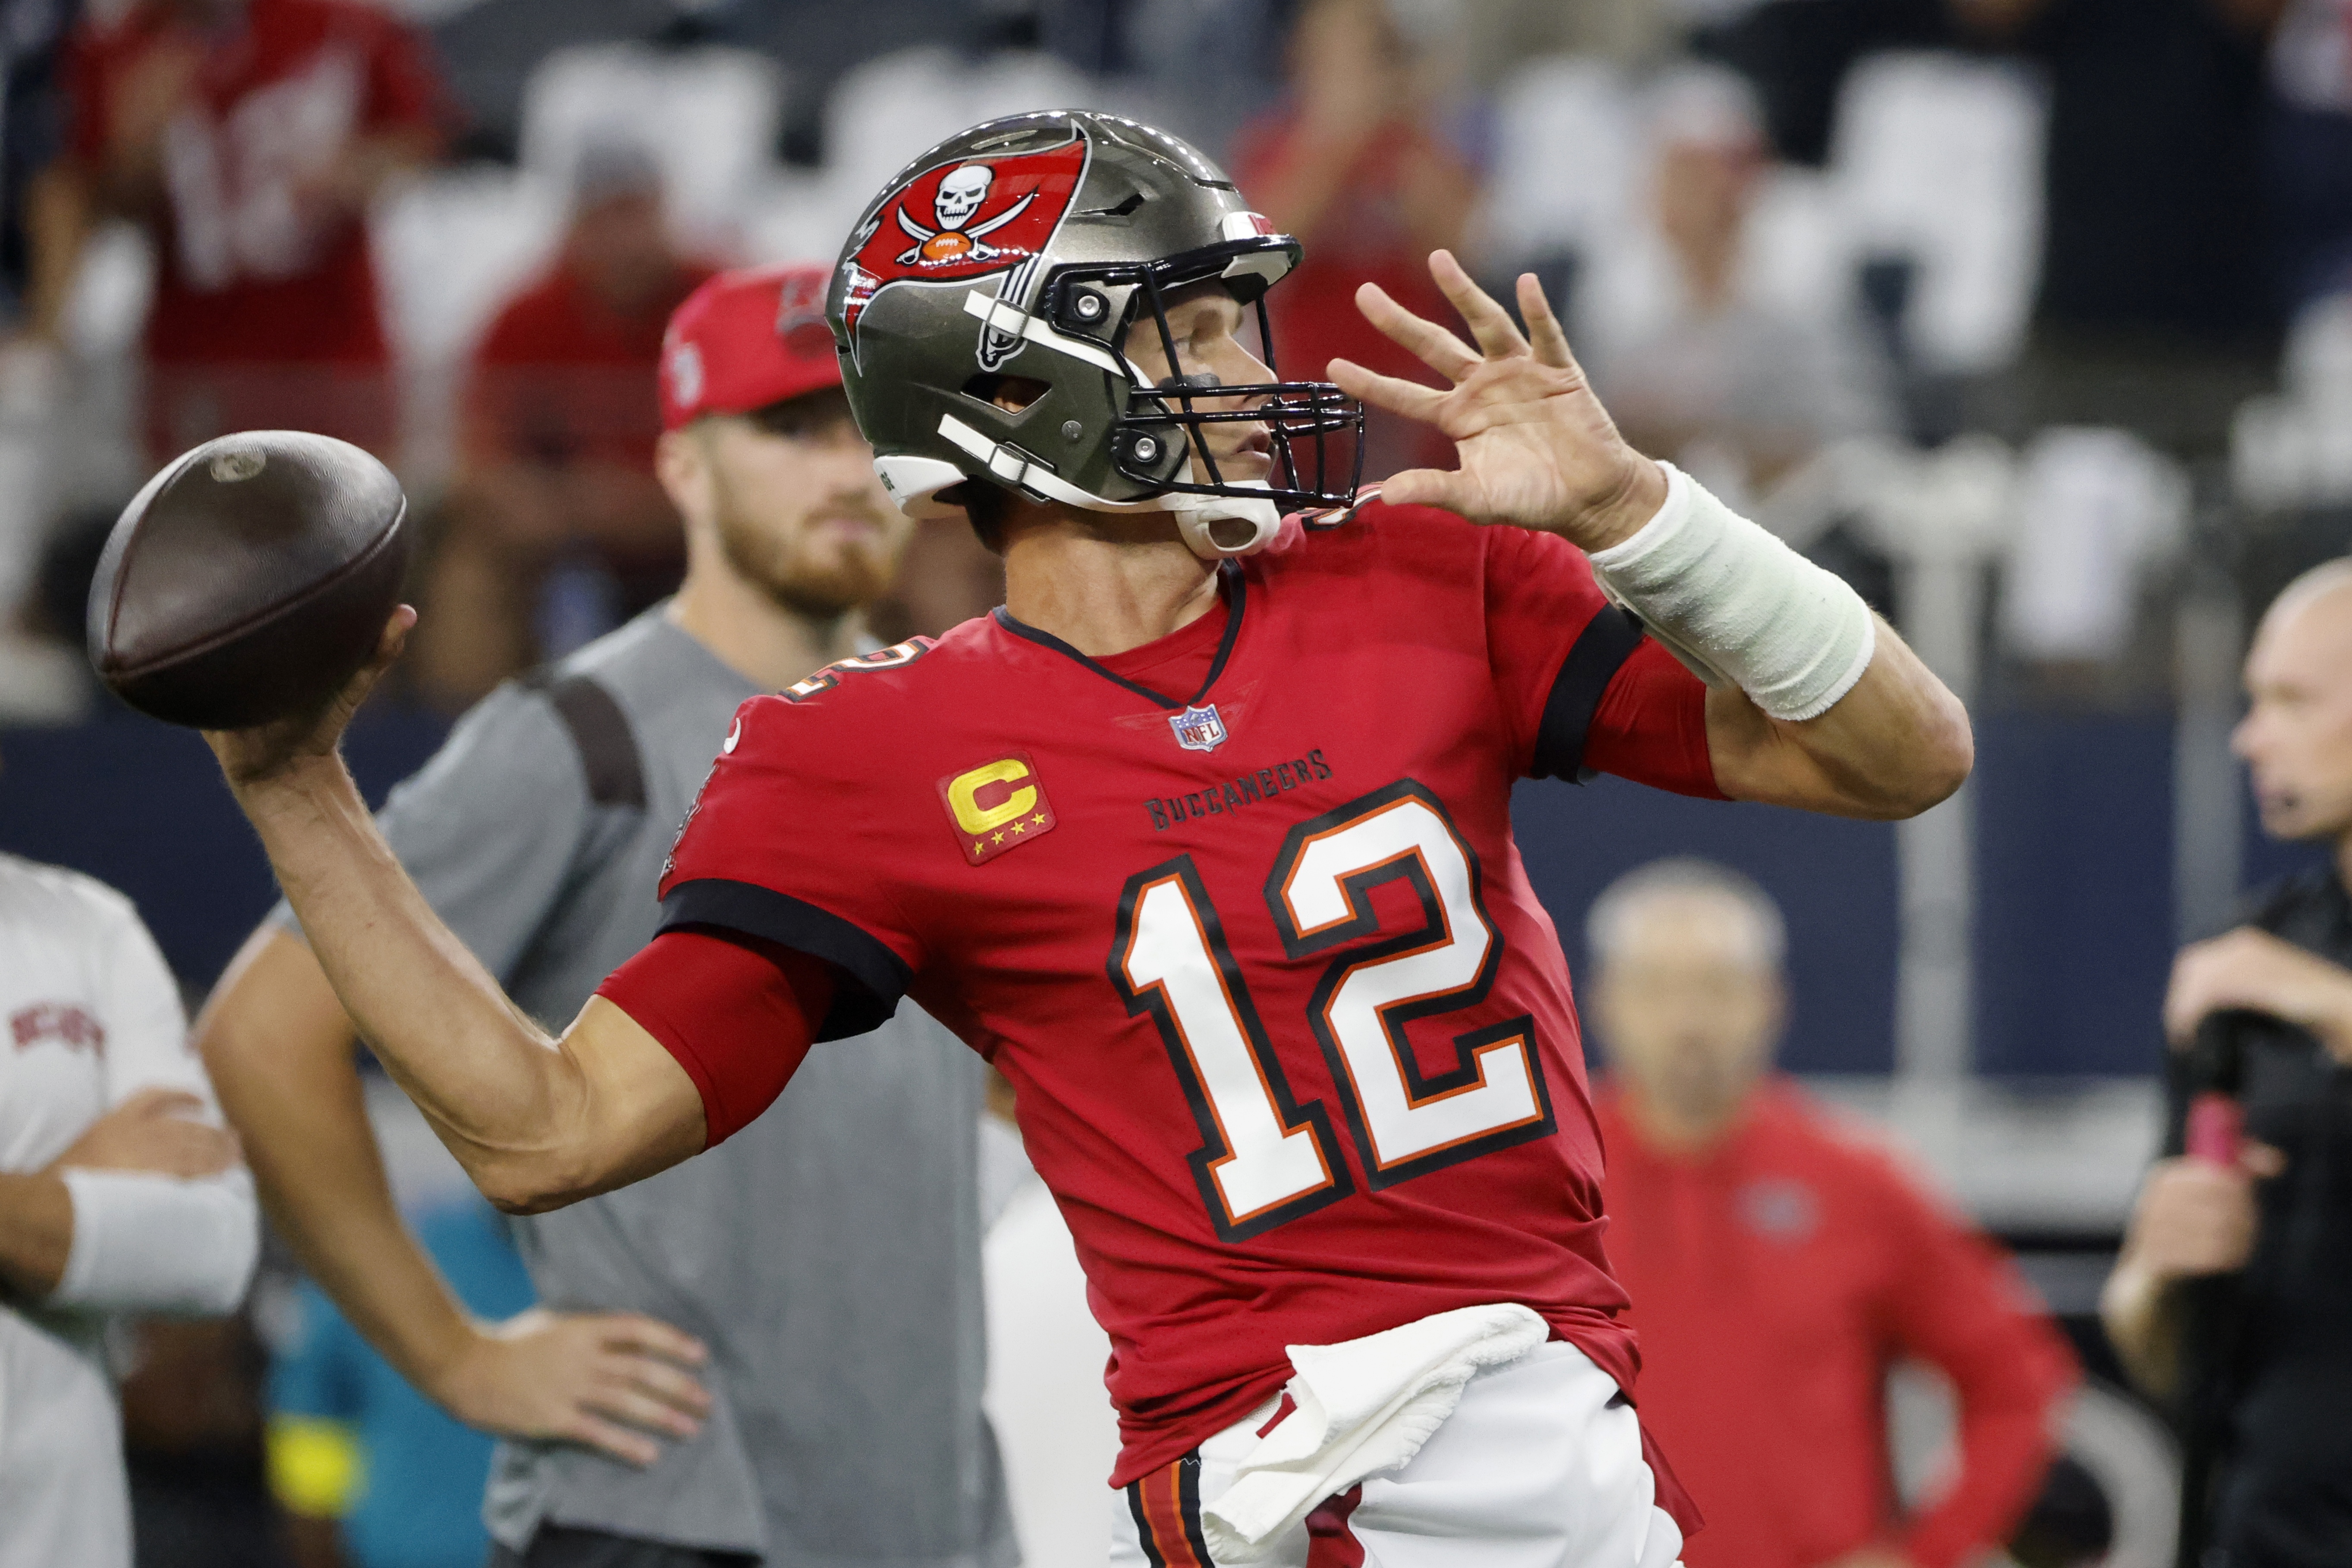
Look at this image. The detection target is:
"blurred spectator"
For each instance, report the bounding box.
[1580,69,1894,506]
[268,1193,534,1568]
[1588,859,2077,1568]
[1231,0,1480,479]
[2264,0,2352,311]
[2104,560,2352,1568]
[59,0,444,461]
[0,848,260,1568]
[414,141,712,710]
[1,0,87,346]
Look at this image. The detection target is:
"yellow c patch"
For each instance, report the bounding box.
[938,753,1056,865]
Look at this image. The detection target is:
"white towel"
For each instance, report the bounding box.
[1199,1302,1550,1562]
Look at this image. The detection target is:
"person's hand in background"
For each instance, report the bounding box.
[49,1087,241,1180]
[425,1308,711,1468]
[2101,1140,2286,1397]
[2164,927,2352,1062]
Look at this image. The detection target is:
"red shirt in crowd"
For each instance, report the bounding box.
[602,503,1719,1523]
[67,0,442,367]
[464,257,716,474]
[1597,1080,2078,1568]
[1230,116,1474,444]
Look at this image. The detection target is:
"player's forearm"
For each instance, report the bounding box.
[228,754,599,1210]
[0,1172,74,1299]
[2099,1257,2183,1399]
[1707,619,1973,820]
[197,929,483,1398]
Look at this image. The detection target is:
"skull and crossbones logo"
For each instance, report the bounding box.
[895,162,1035,266]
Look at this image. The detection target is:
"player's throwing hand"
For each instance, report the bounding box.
[204,607,416,790]
[1329,250,1667,553]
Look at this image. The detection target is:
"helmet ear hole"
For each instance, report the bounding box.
[963,373,1052,411]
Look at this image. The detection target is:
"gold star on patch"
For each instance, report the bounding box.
[1011,820,1026,835]
[1032,813,1047,826]
[992,831,1005,844]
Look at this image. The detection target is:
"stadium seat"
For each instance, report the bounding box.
[1829,51,2047,376]
[821,46,1121,229]
[1480,56,1640,281]
[370,166,565,480]
[517,43,783,251]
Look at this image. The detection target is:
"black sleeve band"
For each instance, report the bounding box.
[658,879,912,1040]
[525,671,647,809]
[1530,606,1646,782]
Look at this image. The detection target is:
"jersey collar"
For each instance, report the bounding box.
[991,560,1246,712]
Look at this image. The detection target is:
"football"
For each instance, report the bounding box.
[86,431,411,730]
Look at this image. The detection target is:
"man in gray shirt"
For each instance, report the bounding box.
[196,266,1014,1568]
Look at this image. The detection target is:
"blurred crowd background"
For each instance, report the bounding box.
[0,0,2347,1564]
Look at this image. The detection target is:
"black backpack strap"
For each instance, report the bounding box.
[522,670,646,810]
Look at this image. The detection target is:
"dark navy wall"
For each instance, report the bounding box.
[0,705,449,988]
[1971,713,2177,1077]
[1512,775,1901,1074]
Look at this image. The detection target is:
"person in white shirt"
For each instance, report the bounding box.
[0,850,259,1568]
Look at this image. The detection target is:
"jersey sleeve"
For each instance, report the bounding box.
[655,693,929,1039]
[1481,523,1723,796]
[1581,639,1724,798]
[596,929,828,1146]
[89,888,204,1110]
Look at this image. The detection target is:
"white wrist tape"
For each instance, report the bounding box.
[53,1167,258,1316]
[1587,463,1876,722]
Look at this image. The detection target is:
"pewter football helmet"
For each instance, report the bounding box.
[825,110,1362,557]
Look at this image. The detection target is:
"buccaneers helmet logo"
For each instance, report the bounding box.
[839,135,1089,356]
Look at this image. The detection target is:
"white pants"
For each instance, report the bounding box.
[1108,1341,1685,1568]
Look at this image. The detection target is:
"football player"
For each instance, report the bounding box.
[196,113,1971,1566]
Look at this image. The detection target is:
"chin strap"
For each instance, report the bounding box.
[1169,482,1283,558]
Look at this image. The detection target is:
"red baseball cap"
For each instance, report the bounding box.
[659,263,844,431]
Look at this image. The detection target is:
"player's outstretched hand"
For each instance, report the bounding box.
[204,606,417,792]
[431,1308,712,1468]
[1329,251,1667,553]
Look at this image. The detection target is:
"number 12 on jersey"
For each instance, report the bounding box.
[1110,781,1556,1242]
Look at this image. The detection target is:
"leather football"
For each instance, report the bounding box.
[86,431,411,729]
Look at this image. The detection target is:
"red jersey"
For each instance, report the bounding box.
[464,257,716,473]
[68,0,443,366]
[644,503,1720,1488]
[1598,1082,2077,1568]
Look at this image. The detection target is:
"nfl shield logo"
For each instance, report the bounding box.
[1169,703,1229,753]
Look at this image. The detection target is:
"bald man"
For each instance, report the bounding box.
[2103,559,2352,1568]
[1588,860,2075,1568]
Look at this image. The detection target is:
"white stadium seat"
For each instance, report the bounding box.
[518,43,784,252]
[1830,51,2047,376]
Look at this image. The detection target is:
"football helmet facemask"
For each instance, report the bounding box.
[825,110,1363,558]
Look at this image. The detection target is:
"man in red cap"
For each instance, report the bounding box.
[198,266,1018,1568]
